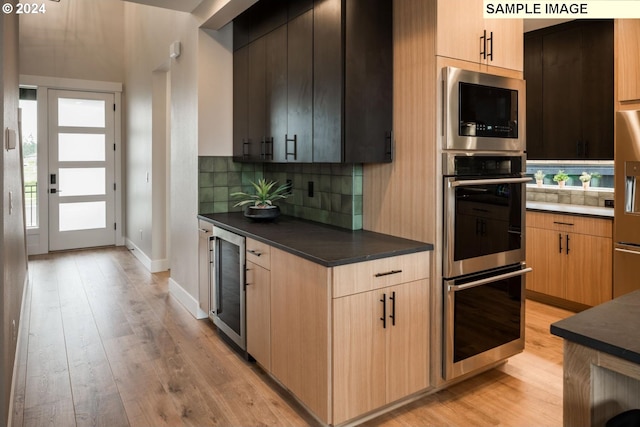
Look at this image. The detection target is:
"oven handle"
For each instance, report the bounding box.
[449,267,532,292]
[450,177,532,187]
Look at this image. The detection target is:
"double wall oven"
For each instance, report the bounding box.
[442,67,530,380]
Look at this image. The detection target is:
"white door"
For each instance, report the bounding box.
[48,90,116,251]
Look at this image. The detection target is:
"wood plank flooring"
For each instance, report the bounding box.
[12,247,572,427]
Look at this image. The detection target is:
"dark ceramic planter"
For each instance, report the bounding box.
[244,205,280,221]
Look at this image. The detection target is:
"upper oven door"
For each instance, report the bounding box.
[443,170,529,278]
[443,67,526,152]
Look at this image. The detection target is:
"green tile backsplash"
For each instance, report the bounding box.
[198,157,363,230]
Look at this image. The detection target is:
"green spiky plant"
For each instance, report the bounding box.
[230,178,289,208]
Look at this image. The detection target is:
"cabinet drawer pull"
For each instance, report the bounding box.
[566,234,570,254]
[375,269,402,278]
[553,221,574,226]
[247,249,262,257]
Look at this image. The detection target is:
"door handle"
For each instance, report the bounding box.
[50,188,62,194]
[558,233,563,254]
[566,234,570,254]
[380,293,386,329]
[389,291,396,326]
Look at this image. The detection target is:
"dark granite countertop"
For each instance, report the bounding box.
[198,212,433,267]
[551,290,640,365]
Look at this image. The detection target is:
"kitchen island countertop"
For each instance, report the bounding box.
[198,212,434,267]
[551,290,640,365]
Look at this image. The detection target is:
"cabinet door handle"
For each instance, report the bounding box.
[285,134,297,160]
[385,131,393,161]
[566,234,570,254]
[389,291,396,326]
[380,293,386,329]
[247,249,262,257]
[480,29,487,60]
[559,233,563,254]
[487,31,493,61]
[375,270,402,278]
[242,138,250,157]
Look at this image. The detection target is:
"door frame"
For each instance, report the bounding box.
[20,75,124,255]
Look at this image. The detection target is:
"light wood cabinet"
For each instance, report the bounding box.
[332,279,429,424]
[616,19,640,103]
[244,238,430,425]
[245,238,271,370]
[270,247,331,422]
[436,0,523,71]
[526,211,612,307]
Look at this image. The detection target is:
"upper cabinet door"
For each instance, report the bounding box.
[616,19,640,103]
[286,10,314,163]
[436,0,523,71]
[437,0,484,64]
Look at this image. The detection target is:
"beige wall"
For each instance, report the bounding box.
[2,3,28,424]
[19,0,124,82]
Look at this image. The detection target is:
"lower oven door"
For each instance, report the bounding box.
[444,263,532,380]
[443,176,530,278]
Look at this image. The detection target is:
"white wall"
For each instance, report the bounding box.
[2,4,28,424]
[198,26,233,156]
[19,0,124,82]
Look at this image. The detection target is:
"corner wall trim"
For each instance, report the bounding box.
[168,278,208,320]
[125,238,169,273]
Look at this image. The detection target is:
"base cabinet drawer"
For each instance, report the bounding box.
[333,252,429,298]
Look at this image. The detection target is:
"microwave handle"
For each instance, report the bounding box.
[451,177,532,188]
[449,267,532,292]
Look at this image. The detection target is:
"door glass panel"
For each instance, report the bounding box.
[20,90,38,228]
[217,239,241,335]
[58,98,105,128]
[58,133,106,162]
[59,168,105,196]
[59,201,106,231]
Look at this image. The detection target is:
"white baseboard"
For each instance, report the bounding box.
[168,277,208,320]
[8,274,31,427]
[125,238,169,273]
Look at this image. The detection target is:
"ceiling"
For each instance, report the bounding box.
[122,0,205,13]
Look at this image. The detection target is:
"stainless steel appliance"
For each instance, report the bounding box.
[614,110,640,297]
[444,263,531,380]
[210,226,246,350]
[443,152,530,278]
[443,67,525,152]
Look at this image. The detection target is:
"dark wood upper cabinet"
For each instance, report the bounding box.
[232,0,393,163]
[524,20,614,160]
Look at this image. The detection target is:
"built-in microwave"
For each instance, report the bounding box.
[443,67,526,152]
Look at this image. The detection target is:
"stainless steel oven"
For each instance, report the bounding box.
[443,263,531,380]
[443,66,525,152]
[443,152,530,279]
[210,226,246,351]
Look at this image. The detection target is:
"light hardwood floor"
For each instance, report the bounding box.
[11,247,572,427]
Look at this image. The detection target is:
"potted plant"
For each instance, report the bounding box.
[553,170,570,188]
[579,171,592,189]
[591,172,602,187]
[534,170,545,187]
[230,178,289,220]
